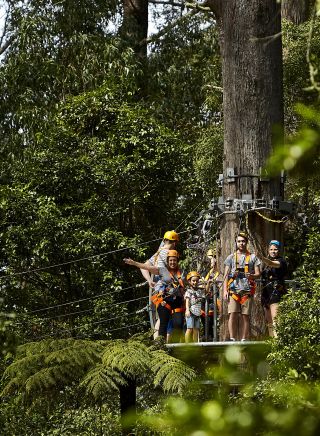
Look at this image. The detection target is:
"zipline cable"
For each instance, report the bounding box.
[22,282,147,315]
[17,295,149,322]
[175,201,206,231]
[23,288,148,315]
[14,304,147,325]
[33,315,149,340]
[0,227,196,282]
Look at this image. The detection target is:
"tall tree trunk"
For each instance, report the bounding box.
[121,0,148,60]
[209,0,284,340]
[281,0,313,24]
[119,377,137,434]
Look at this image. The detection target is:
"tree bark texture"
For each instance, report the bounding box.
[121,0,148,59]
[210,0,284,340]
[281,0,313,24]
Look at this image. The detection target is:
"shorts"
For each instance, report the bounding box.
[186,314,201,329]
[167,319,174,334]
[228,294,252,315]
[261,285,285,308]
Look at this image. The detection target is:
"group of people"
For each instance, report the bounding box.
[124,229,287,342]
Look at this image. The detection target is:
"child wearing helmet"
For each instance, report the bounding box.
[185,271,203,343]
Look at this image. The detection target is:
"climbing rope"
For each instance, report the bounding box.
[255,210,288,223]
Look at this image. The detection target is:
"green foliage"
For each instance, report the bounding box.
[80,363,124,400]
[0,307,16,359]
[139,384,320,436]
[151,349,196,394]
[194,124,223,198]
[135,346,320,436]
[268,229,320,380]
[1,337,196,407]
[0,397,122,436]
[267,104,320,176]
[0,80,188,339]
[282,18,320,129]
[103,339,150,378]
[147,13,222,133]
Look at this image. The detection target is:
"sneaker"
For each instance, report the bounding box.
[241,338,247,342]
[229,338,236,342]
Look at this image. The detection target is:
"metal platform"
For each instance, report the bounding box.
[166,341,271,380]
[167,340,267,350]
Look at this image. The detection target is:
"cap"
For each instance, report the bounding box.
[269,240,280,247]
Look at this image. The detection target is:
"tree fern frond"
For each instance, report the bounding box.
[1,377,21,397]
[130,331,153,344]
[45,342,100,367]
[3,353,47,380]
[16,338,78,358]
[25,363,78,395]
[80,364,125,400]
[151,350,196,393]
[102,340,150,378]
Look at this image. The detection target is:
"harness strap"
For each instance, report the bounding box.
[205,269,219,282]
[172,308,185,314]
[201,309,214,317]
[151,293,172,311]
[231,293,251,305]
[169,269,184,289]
[228,251,256,304]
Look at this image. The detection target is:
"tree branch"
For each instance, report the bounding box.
[305,4,320,93]
[149,0,184,6]
[0,4,15,56]
[0,35,15,56]
[204,0,222,17]
[185,1,211,12]
[143,0,217,46]
[142,9,198,45]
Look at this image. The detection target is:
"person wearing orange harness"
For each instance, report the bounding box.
[223,232,261,341]
[141,230,179,339]
[140,230,179,288]
[124,250,184,341]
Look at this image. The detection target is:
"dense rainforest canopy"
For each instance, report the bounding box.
[0,0,320,434]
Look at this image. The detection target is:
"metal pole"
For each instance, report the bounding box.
[204,295,209,342]
[213,282,218,342]
[148,285,155,329]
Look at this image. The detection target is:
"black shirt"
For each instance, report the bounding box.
[262,257,287,284]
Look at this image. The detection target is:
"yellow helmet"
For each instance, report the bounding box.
[163,230,179,241]
[207,248,216,257]
[186,271,200,281]
[167,250,179,258]
[237,232,248,242]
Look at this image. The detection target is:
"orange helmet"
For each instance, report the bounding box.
[167,250,179,258]
[163,230,179,241]
[186,271,200,281]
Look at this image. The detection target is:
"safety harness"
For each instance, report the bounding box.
[151,269,184,313]
[227,251,256,305]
